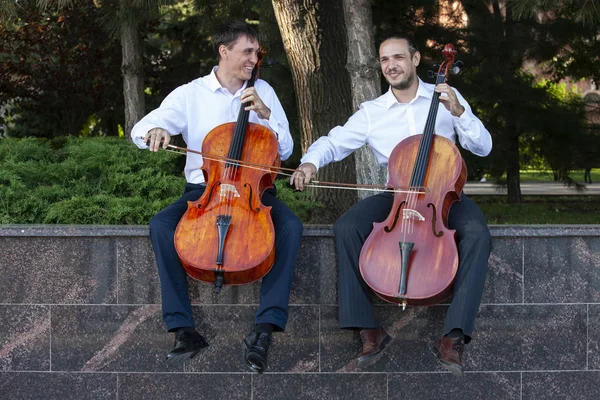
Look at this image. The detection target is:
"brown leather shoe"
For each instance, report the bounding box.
[433,336,465,377]
[357,328,391,368]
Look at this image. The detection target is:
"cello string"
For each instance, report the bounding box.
[403,63,447,239]
[409,64,447,235]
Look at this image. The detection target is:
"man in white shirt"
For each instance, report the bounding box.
[131,21,302,374]
[291,34,492,377]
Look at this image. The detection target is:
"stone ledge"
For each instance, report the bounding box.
[1,224,600,237]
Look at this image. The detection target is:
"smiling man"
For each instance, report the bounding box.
[131,20,301,374]
[291,33,492,376]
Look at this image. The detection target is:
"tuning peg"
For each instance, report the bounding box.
[450,61,464,75]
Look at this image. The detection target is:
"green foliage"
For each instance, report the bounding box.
[474,195,600,224]
[0,137,321,224]
[0,137,184,224]
[274,179,322,223]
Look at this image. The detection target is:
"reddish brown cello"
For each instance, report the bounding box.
[174,51,280,293]
[359,44,467,309]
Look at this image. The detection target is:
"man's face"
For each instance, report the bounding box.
[220,34,260,81]
[379,38,419,90]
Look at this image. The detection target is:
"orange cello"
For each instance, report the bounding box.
[359,44,467,309]
[173,51,280,293]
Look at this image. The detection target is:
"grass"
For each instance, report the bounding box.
[488,168,600,183]
[469,169,599,224]
[472,195,600,224]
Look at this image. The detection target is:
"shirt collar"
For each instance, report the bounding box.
[384,78,432,109]
[207,66,248,95]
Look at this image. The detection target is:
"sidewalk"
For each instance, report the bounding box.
[463,181,600,195]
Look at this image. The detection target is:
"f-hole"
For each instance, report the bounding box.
[384,201,406,233]
[427,203,444,237]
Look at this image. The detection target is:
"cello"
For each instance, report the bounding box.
[173,51,280,293]
[359,44,466,309]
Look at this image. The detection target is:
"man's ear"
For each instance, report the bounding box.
[218,44,228,60]
[413,51,421,67]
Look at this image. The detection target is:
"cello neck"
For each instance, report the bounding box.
[409,71,447,188]
[226,52,264,166]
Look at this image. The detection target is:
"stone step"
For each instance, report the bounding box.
[1,225,599,399]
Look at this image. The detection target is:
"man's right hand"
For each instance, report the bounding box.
[144,128,171,152]
[290,162,317,191]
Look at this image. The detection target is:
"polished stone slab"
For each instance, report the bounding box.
[522,371,600,399]
[0,237,117,304]
[289,236,337,305]
[118,373,250,399]
[185,305,319,373]
[117,236,336,306]
[524,237,600,303]
[320,304,587,373]
[0,372,116,399]
[252,373,387,400]
[3,224,600,237]
[50,305,178,373]
[468,304,587,371]
[117,235,526,307]
[483,237,523,304]
[49,304,318,373]
[319,305,447,373]
[0,305,50,371]
[387,372,521,400]
[588,304,600,370]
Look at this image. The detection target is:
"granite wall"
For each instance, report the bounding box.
[0,225,599,400]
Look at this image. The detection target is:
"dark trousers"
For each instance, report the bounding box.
[334,192,491,343]
[149,183,303,332]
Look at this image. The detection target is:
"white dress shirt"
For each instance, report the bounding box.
[300,79,492,173]
[131,66,294,184]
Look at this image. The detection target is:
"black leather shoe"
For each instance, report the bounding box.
[243,331,272,373]
[166,328,209,366]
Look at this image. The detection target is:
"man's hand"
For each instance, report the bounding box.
[144,128,171,152]
[435,83,464,117]
[241,87,271,120]
[290,163,317,191]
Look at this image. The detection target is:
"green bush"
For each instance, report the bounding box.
[0,137,184,224]
[0,137,319,224]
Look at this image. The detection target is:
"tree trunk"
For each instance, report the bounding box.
[501,2,522,203]
[505,123,522,203]
[272,0,357,220]
[120,16,145,138]
[258,0,301,164]
[343,0,387,199]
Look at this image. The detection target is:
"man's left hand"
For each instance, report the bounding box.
[241,87,271,120]
[435,83,464,117]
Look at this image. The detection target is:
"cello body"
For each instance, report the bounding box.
[359,135,466,305]
[174,122,280,286]
[359,43,466,307]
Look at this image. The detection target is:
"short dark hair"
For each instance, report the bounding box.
[212,20,258,59]
[378,33,419,57]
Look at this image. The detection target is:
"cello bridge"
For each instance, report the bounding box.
[219,184,240,198]
[402,209,425,221]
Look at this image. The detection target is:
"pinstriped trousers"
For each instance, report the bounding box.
[334,192,491,343]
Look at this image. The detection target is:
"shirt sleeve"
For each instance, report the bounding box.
[452,88,493,157]
[130,86,189,149]
[300,104,370,171]
[256,81,294,161]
